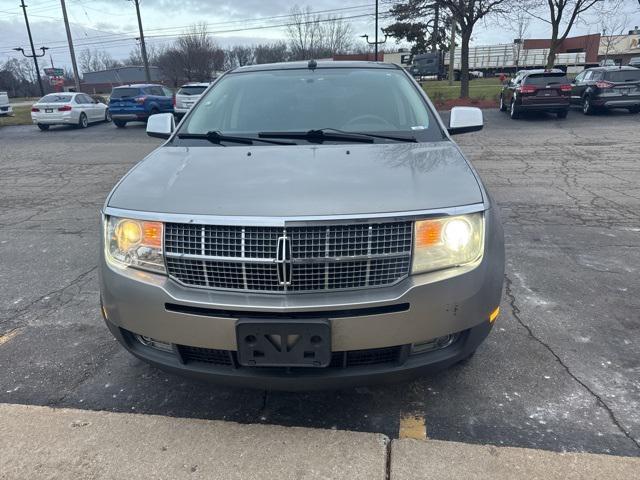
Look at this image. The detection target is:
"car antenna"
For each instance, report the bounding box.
[308,59,317,70]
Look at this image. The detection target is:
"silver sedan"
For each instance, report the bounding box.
[31,92,111,131]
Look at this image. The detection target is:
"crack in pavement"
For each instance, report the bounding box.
[504,272,640,452]
[0,266,98,326]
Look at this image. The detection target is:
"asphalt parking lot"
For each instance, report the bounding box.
[1,109,639,457]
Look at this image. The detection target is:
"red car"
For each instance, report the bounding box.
[500,69,572,119]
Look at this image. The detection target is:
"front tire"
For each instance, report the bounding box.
[37,124,49,131]
[114,119,127,128]
[557,109,568,119]
[104,109,112,122]
[78,112,88,128]
[499,95,507,112]
[510,99,520,119]
[628,106,640,114]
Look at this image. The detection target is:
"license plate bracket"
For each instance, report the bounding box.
[236,319,331,368]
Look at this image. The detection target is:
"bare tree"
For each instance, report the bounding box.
[599,0,628,63]
[78,48,120,73]
[231,45,254,67]
[177,23,223,81]
[125,43,165,66]
[510,8,531,68]
[286,5,353,60]
[253,42,289,64]
[526,0,604,68]
[319,15,353,55]
[156,48,184,87]
[438,0,513,98]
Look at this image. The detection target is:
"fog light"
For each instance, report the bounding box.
[135,334,173,353]
[411,333,459,355]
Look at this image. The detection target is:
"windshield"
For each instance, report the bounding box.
[605,70,640,82]
[110,88,141,99]
[40,94,72,103]
[178,86,208,96]
[179,67,439,141]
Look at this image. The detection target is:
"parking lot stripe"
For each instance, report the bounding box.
[0,328,21,346]
[399,413,427,440]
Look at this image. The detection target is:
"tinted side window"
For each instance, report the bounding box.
[111,88,141,99]
[145,86,164,96]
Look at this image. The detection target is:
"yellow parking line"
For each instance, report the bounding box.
[399,413,427,440]
[0,329,21,346]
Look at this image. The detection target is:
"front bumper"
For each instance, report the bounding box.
[104,315,493,390]
[99,206,504,388]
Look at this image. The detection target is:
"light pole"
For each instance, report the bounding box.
[14,46,48,96]
[18,0,46,96]
[360,0,387,61]
[360,31,388,61]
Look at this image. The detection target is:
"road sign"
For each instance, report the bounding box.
[44,67,64,77]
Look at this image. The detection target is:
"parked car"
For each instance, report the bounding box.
[100,61,504,390]
[0,91,13,116]
[570,66,640,114]
[174,82,210,117]
[499,69,571,119]
[108,84,173,128]
[628,57,640,68]
[30,92,110,131]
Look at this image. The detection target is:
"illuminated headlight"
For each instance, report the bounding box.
[104,216,165,273]
[411,213,484,274]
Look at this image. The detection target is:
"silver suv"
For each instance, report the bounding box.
[100,61,504,390]
[173,82,210,117]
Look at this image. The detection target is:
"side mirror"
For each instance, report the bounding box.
[448,106,483,135]
[146,112,175,139]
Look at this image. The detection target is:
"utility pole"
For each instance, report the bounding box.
[60,0,81,92]
[448,21,456,86]
[18,0,45,96]
[132,0,151,82]
[374,0,379,60]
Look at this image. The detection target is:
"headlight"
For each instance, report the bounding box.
[411,212,484,274]
[104,216,165,273]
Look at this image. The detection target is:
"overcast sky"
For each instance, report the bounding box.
[1,0,639,70]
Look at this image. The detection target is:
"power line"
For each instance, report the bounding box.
[0,3,378,50]
[0,6,390,57]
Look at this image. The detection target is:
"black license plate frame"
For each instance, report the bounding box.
[236,319,331,368]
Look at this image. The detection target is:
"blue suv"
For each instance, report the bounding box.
[109,84,173,128]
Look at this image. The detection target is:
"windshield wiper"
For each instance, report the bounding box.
[258,129,374,143]
[177,131,295,146]
[313,128,418,143]
[259,128,417,143]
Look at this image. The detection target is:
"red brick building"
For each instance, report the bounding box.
[523,34,601,64]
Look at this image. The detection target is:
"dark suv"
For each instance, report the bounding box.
[570,66,640,115]
[500,69,571,119]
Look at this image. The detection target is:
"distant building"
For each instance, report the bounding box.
[81,66,166,93]
[598,29,640,65]
[523,33,602,65]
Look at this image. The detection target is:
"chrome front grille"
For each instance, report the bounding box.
[164,222,412,293]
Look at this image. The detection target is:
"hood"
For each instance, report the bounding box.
[107,142,484,217]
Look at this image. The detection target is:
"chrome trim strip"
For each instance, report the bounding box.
[164,251,409,264]
[103,203,486,226]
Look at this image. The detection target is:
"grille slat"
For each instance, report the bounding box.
[165,222,412,293]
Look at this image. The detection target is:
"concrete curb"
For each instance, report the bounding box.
[0,403,388,480]
[391,438,640,480]
[1,403,638,479]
